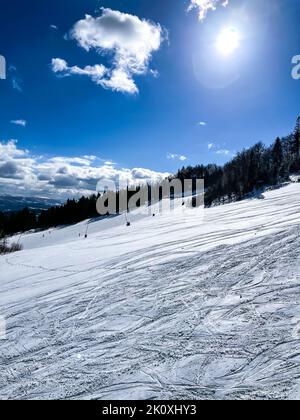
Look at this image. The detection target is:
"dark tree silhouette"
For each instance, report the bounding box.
[272,137,284,183]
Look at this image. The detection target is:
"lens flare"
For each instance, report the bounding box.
[216,27,240,56]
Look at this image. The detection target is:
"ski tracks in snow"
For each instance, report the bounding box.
[1,184,300,399]
[1,223,300,399]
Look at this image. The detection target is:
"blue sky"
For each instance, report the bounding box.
[0,0,300,198]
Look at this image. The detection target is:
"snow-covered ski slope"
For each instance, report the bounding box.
[1,183,300,400]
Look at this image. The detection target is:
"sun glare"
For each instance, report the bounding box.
[216,27,240,56]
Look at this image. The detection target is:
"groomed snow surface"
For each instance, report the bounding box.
[1,183,300,400]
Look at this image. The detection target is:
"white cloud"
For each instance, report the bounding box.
[52,8,165,94]
[103,160,116,166]
[52,59,107,84]
[0,140,170,198]
[167,153,187,162]
[48,156,95,166]
[51,58,68,73]
[50,24,58,30]
[100,68,138,94]
[83,155,97,161]
[0,141,35,185]
[0,140,28,159]
[207,142,234,157]
[216,148,231,156]
[10,119,27,127]
[12,78,23,92]
[9,66,23,92]
[188,0,229,21]
[198,121,207,126]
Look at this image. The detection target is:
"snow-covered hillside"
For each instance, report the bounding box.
[1,183,300,400]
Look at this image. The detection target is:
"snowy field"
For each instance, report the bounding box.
[1,183,300,400]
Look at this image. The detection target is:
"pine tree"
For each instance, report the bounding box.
[293,116,300,161]
[272,137,284,183]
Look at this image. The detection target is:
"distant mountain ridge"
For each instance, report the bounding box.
[0,195,61,213]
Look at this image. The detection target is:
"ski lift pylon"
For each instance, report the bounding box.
[85,221,89,238]
[125,212,131,227]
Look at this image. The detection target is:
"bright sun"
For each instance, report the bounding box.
[216,27,240,56]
